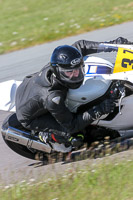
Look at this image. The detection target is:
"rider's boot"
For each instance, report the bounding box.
[68,134,84,148]
[39,132,84,153]
[39,132,72,153]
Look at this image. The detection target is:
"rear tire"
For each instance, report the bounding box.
[1,113,49,162]
[3,135,36,160]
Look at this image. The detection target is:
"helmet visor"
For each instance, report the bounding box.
[58,63,85,83]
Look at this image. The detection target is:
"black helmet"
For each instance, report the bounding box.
[50,45,84,89]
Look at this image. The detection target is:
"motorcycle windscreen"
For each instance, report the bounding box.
[96,44,133,74]
[84,44,118,76]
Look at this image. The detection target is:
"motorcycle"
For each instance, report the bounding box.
[1,43,133,164]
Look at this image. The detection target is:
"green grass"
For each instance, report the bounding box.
[0,0,133,54]
[1,159,133,200]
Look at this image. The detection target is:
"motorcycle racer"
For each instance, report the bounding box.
[15,37,133,152]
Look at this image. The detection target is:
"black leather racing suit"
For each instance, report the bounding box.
[15,38,130,138]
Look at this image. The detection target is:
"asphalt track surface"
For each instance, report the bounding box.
[0,21,133,185]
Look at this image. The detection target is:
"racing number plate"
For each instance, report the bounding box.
[113,48,133,73]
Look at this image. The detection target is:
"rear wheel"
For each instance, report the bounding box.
[3,135,37,160]
[1,113,47,161]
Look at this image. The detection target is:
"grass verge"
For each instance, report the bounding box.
[0,0,133,54]
[1,158,133,200]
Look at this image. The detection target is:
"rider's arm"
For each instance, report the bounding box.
[72,37,133,56]
[44,91,115,134]
[72,40,100,56]
[45,91,93,134]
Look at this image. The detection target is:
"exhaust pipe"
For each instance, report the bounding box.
[1,127,51,153]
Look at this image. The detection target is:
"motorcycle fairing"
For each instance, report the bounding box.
[113,48,133,73]
[93,94,133,131]
[0,80,21,112]
[66,56,113,112]
[84,56,113,75]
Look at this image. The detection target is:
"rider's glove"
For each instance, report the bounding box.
[96,99,116,114]
[109,37,133,45]
[101,37,133,53]
[88,99,116,120]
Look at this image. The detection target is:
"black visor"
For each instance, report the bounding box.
[58,63,85,84]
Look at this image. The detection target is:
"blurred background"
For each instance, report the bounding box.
[0,0,133,54]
